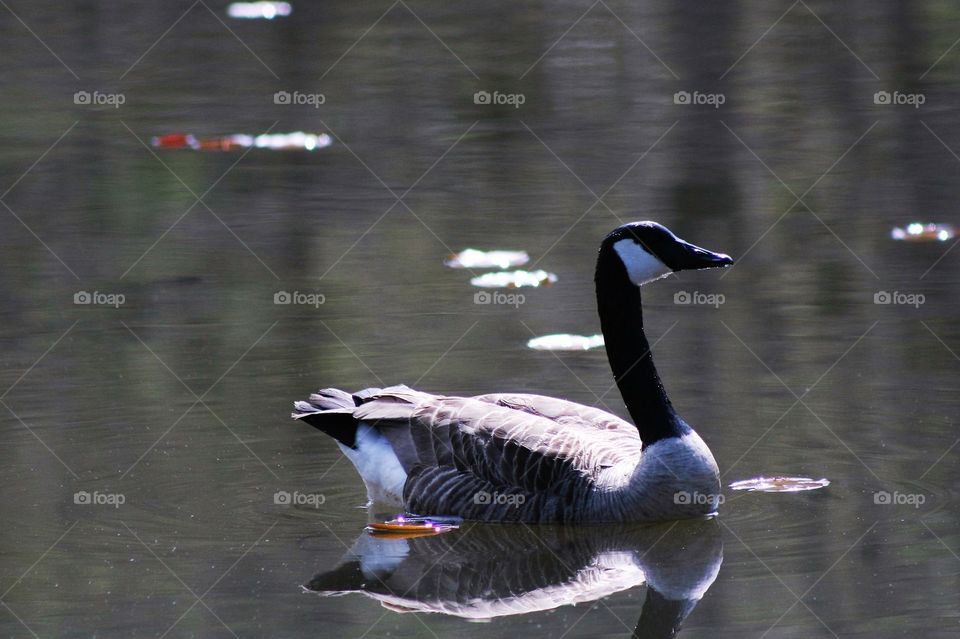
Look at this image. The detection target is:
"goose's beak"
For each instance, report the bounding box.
[671,239,734,271]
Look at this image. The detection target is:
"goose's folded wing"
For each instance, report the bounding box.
[346,386,640,521]
[471,392,641,446]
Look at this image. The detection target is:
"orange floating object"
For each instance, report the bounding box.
[369,522,438,533]
[365,516,459,537]
[194,137,245,152]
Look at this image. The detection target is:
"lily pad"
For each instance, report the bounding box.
[152,131,331,152]
[227,2,292,19]
[891,223,955,242]
[527,333,605,351]
[728,476,831,493]
[445,249,529,270]
[470,270,558,289]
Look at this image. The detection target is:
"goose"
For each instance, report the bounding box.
[292,221,733,523]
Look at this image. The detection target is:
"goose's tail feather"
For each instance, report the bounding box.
[292,388,362,448]
[292,384,424,453]
[292,386,421,506]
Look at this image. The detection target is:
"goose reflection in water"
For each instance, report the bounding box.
[306,518,721,638]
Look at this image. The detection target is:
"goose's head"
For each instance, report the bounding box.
[601,221,733,286]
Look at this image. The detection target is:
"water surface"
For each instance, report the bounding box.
[2,2,959,637]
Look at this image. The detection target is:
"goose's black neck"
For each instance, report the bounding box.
[595,248,690,447]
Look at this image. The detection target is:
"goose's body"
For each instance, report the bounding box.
[293,221,733,523]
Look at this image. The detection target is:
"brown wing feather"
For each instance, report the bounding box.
[471,393,641,447]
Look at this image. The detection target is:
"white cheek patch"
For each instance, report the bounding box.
[613,239,672,285]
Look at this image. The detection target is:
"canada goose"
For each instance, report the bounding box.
[292,221,733,523]
[306,518,723,636]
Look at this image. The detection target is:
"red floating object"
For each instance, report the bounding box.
[151,133,196,150]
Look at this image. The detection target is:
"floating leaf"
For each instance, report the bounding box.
[527,333,604,351]
[227,1,292,19]
[152,131,331,152]
[729,476,830,493]
[891,222,955,242]
[470,270,557,289]
[445,249,529,270]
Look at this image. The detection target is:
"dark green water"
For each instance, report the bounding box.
[1,1,959,637]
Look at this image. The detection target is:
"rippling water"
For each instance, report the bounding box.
[2,2,960,637]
